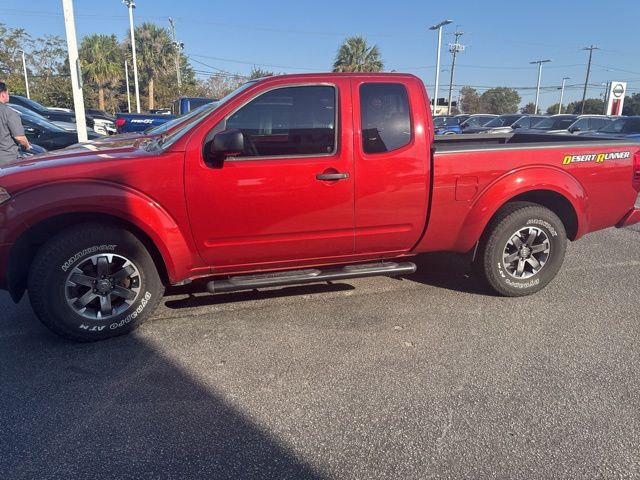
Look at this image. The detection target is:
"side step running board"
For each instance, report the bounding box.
[206,261,417,294]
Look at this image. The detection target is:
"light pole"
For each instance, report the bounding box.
[19,50,30,99]
[530,59,551,114]
[558,76,569,114]
[123,0,140,113]
[124,60,131,113]
[447,31,464,114]
[61,0,88,142]
[580,45,599,114]
[169,17,183,92]
[429,19,452,114]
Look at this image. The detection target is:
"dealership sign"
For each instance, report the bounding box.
[606,82,627,116]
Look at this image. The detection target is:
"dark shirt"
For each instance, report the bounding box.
[0,103,24,164]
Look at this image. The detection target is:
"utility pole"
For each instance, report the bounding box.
[530,59,551,114]
[20,50,30,99]
[124,60,131,113]
[429,19,452,114]
[580,45,599,114]
[168,17,183,92]
[447,30,464,115]
[123,0,140,113]
[61,0,88,142]
[558,76,570,114]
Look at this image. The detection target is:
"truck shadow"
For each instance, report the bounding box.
[0,295,326,479]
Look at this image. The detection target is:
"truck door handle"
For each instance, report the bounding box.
[316,172,350,181]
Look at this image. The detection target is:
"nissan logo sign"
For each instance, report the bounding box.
[612,84,625,98]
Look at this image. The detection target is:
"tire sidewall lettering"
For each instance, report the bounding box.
[61,244,117,272]
[109,291,152,330]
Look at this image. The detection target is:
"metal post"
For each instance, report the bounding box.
[124,61,131,113]
[61,0,88,142]
[20,50,30,99]
[530,59,551,114]
[429,20,451,114]
[558,77,569,114]
[447,31,464,114]
[124,0,141,113]
[580,45,598,115]
[169,17,182,91]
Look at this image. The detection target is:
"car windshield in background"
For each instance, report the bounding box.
[434,116,459,127]
[484,115,521,128]
[23,114,67,133]
[598,117,640,134]
[9,104,55,124]
[147,102,219,135]
[14,96,49,113]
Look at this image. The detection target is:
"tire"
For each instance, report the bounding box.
[28,223,165,341]
[473,202,567,296]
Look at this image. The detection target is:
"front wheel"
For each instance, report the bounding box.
[28,224,165,341]
[473,202,567,296]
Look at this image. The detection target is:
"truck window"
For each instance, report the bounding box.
[360,83,411,154]
[224,85,336,157]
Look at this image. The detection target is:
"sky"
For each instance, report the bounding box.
[2,0,639,110]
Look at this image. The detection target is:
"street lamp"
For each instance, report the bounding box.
[558,76,570,114]
[530,59,551,114]
[429,19,452,114]
[123,0,141,113]
[19,50,30,99]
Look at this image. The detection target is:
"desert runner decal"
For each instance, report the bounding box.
[562,151,631,165]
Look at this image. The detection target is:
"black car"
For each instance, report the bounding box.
[461,114,525,134]
[518,114,579,133]
[9,95,95,130]
[21,114,101,151]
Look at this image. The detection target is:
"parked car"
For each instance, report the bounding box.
[9,95,95,130]
[433,115,462,135]
[1,72,639,342]
[459,114,498,130]
[518,114,579,134]
[9,103,78,132]
[116,97,217,133]
[461,114,525,134]
[546,116,612,135]
[86,109,117,136]
[579,116,640,139]
[454,114,471,124]
[21,114,101,151]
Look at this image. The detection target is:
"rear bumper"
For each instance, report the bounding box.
[616,194,640,228]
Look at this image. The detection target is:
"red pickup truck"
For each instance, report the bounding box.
[1,73,639,341]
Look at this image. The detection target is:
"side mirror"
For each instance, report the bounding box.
[210,129,244,159]
[570,126,581,133]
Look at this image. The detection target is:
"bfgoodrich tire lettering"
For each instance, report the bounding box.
[28,224,164,341]
[474,202,567,297]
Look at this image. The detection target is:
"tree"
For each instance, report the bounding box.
[546,103,566,114]
[248,66,276,80]
[520,102,540,114]
[131,23,176,110]
[622,93,640,116]
[333,36,383,73]
[480,87,521,114]
[564,98,604,114]
[458,86,483,114]
[80,34,122,111]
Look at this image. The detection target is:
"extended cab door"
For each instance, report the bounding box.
[184,79,355,270]
[351,77,431,254]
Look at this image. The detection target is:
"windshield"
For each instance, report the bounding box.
[599,117,640,134]
[485,115,521,128]
[13,95,48,113]
[9,103,53,123]
[152,80,258,151]
[434,116,459,127]
[146,101,219,135]
[22,113,67,132]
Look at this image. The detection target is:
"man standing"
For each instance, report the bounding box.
[0,82,30,165]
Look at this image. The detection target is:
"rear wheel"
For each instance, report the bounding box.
[28,224,164,341]
[473,202,567,296]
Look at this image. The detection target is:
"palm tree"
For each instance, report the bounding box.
[79,34,121,111]
[133,23,175,110]
[333,36,383,73]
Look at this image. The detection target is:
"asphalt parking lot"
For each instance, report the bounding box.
[1,224,639,479]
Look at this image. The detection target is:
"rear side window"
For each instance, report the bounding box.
[225,85,336,157]
[360,83,411,154]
